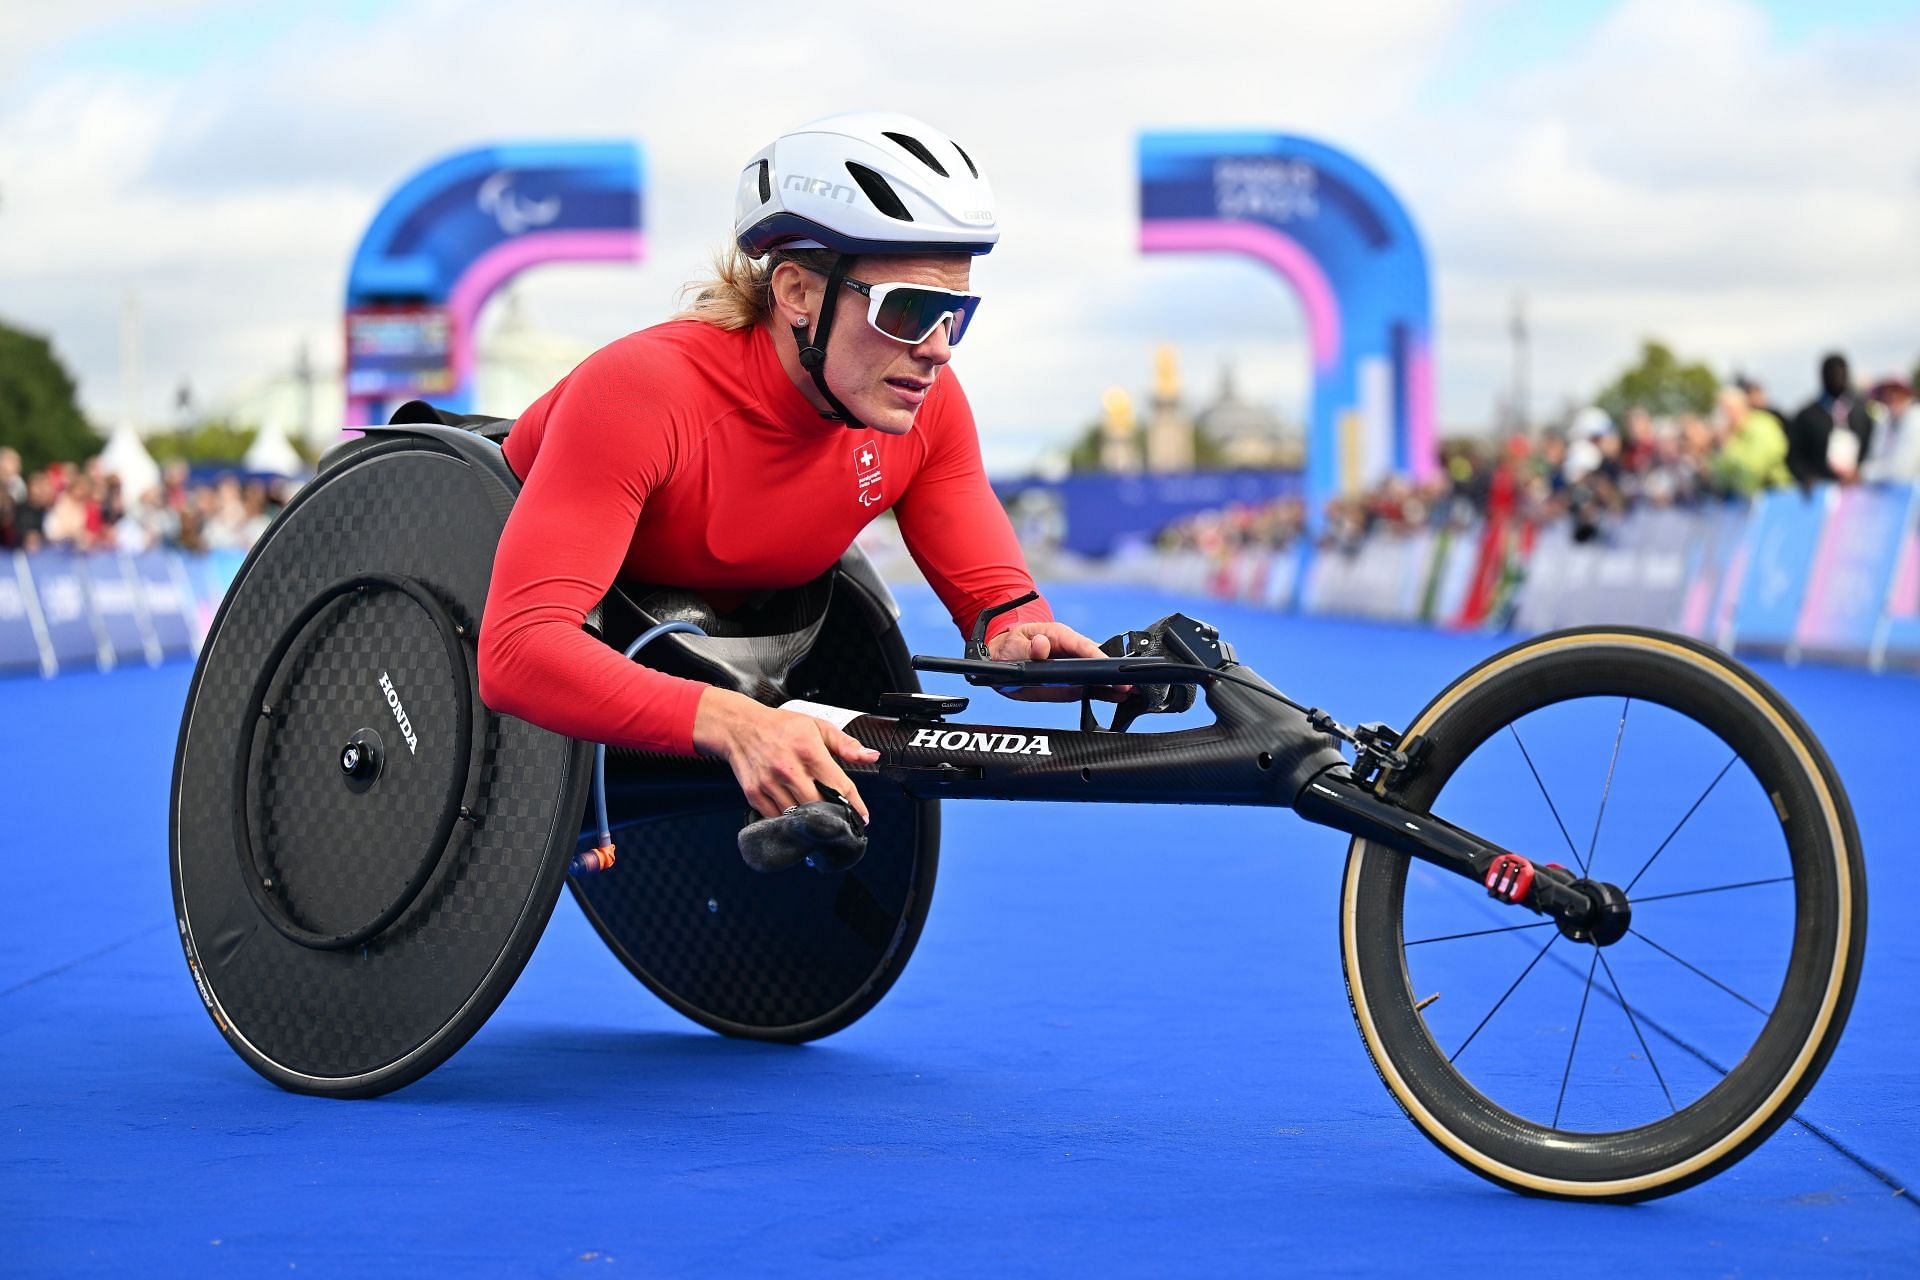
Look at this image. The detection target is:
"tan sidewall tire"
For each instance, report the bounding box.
[1339,627,1864,1201]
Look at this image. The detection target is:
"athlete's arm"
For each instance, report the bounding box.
[482,337,880,812]
[478,345,712,755]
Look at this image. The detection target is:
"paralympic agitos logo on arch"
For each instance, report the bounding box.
[907,727,1053,756]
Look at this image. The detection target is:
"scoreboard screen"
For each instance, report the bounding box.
[345,306,455,399]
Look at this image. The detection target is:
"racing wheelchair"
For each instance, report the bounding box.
[171,421,1864,1202]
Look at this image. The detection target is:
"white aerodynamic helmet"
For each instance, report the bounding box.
[734,110,999,258]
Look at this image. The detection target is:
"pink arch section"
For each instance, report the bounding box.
[446,229,646,384]
[1139,219,1341,371]
[1407,338,1436,481]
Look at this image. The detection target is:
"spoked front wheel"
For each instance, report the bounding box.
[1341,627,1865,1201]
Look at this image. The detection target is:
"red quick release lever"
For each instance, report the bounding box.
[1484,855,1568,906]
[1485,853,1536,905]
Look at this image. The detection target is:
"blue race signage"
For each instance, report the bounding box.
[0,554,48,675]
[345,142,644,425]
[79,553,151,668]
[1139,133,1434,528]
[133,551,198,659]
[23,551,105,673]
[1731,488,1831,651]
[1796,485,1916,660]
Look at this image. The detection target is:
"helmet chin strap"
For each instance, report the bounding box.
[789,253,871,432]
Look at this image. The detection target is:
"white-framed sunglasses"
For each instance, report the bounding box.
[804,266,982,346]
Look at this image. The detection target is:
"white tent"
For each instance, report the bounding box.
[243,419,307,476]
[99,420,162,498]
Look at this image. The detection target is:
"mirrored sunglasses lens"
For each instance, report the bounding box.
[946,300,975,345]
[872,289,937,342]
[874,289,975,345]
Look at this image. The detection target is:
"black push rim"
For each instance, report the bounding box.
[231,575,480,952]
[566,566,941,1043]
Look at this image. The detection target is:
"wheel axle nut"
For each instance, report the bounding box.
[340,729,384,789]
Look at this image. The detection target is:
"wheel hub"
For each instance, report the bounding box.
[1557,877,1632,947]
[340,727,384,791]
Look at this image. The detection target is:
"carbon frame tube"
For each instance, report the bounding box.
[1293,766,1599,921]
[855,664,1343,807]
[591,711,1297,810]
[591,663,1593,920]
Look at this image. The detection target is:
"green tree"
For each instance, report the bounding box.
[1594,339,1719,421]
[145,420,259,466]
[0,319,100,471]
[1066,416,1109,472]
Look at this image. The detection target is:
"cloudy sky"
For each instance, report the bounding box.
[2,0,1916,471]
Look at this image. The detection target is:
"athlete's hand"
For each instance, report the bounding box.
[986,622,1132,702]
[692,688,878,823]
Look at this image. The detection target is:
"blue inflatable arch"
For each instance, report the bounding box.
[345,141,644,424]
[1139,133,1434,523]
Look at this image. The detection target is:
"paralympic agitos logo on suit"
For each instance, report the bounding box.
[907,727,1053,756]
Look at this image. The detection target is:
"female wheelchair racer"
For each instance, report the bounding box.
[170,112,1864,1203]
[474,110,1115,837]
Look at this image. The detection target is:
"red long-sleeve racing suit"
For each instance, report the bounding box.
[478,318,1052,756]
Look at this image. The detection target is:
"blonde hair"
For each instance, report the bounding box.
[675,246,839,330]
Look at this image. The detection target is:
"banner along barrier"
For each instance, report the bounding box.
[1796,485,1917,665]
[1151,481,1919,673]
[11,482,1920,679]
[81,553,154,668]
[135,552,199,659]
[1513,508,1697,635]
[1425,524,1482,626]
[25,551,109,673]
[1302,533,1434,622]
[1679,502,1751,646]
[1,555,50,676]
[1875,496,1920,671]
[1258,543,1309,611]
[1725,487,1829,654]
[2,550,208,679]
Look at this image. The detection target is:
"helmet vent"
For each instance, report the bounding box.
[882,131,949,178]
[952,142,979,179]
[844,162,915,222]
[756,160,771,204]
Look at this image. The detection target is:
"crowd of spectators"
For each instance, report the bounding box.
[1158,354,1919,555]
[0,447,296,555]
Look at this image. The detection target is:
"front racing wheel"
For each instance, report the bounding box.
[1340,626,1865,1201]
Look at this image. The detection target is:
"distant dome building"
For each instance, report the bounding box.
[474,290,597,418]
[1195,365,1297,469]
[200,291,595,453]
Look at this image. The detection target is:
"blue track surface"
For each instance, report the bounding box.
[4,584,1917,1277]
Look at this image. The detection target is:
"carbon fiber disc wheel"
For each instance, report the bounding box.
[171,433,592,1097]
[568,567,940,1043]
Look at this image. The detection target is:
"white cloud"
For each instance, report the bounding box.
[0,0,222,84]
[0,0,1914,459]
[1399,0,1920,421]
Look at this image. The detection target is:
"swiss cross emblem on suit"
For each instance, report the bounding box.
[853,442,884,508]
